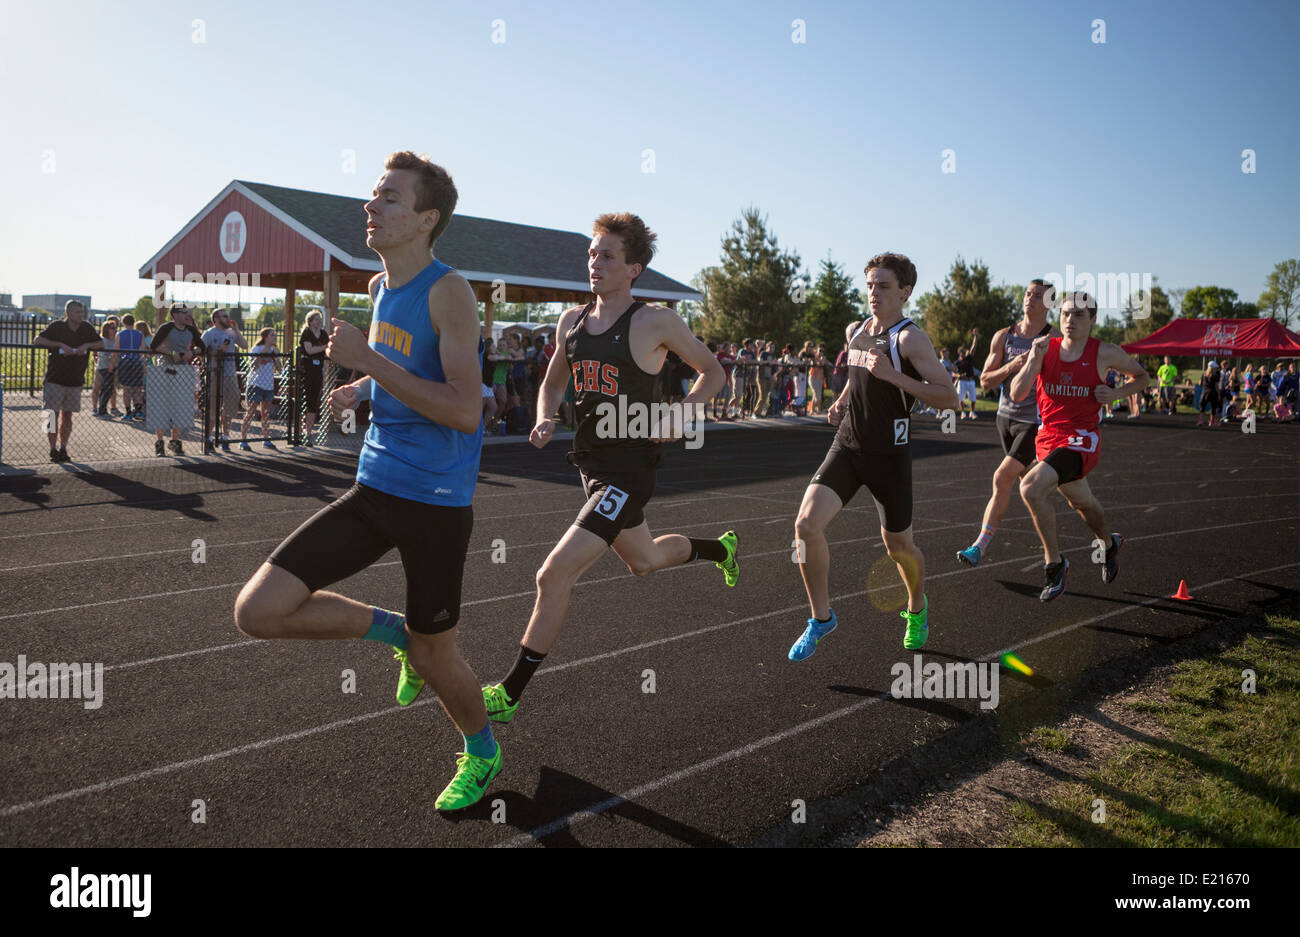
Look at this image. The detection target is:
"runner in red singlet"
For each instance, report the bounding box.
[1009,291,1150,601]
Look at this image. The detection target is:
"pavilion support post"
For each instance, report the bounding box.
[285,275,297,348]
[323,270,339,331]
[484,299,495,339]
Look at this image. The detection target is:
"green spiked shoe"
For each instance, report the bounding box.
[901,598,929,650]
[716,530,740,587]
[434,747,503,811]
[394,648,425,706]
[483,683,520,723]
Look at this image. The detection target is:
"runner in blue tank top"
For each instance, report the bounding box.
[233,151,501,811]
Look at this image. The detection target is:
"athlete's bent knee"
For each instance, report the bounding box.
[624,557,656,577]
[234,586,280,639]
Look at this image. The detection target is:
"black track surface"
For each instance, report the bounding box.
[2,415,1297,846]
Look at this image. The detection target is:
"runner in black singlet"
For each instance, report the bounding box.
[478,212,731,725]
[788,253,960,660]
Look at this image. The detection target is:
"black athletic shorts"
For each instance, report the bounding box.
[1042,448,1085,485]
[1199,389,1220,413]
[811,444,912,532]
[574,467,657,544]
[268,483,473,634]
[996,413,1038,466]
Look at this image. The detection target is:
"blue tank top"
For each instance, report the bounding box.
[356,259,483,506]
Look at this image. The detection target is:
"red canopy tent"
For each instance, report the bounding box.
[1122,318,1300,359]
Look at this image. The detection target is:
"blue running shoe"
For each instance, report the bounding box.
[956,545,982,567]
[788,610,837,661]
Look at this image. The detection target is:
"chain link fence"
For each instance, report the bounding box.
[1,339,366,466]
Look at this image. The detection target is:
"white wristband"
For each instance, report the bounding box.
[353,379,372,402]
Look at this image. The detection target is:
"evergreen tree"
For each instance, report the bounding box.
[798,255,861,351]
[697,207,805,344]
[912,257,1018,355]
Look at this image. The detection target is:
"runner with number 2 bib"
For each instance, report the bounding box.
[1010,291,1149,601]
[789,253,959,659]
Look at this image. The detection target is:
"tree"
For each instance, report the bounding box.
[129,294,158,323]
[798,255,861,350]
[1122,279,1174,344]
[1181,286,1240,318]
[676,271,712,334]
[912,257,1019,356]
[696,207,805,344]
[1258,259,1300,327]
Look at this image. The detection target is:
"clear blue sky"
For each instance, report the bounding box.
[1,0,1296,314]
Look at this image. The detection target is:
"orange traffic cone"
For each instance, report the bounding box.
[1172,580,1193,601]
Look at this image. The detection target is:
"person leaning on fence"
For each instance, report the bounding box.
[115,314,146,420]
[202,307,247,451]
[241,328,279,450]
[148,303,204,456]
[297,311,328,443]
[93,316,121,417]
[32,299,103,463]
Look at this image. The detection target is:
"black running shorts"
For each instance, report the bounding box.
[1042,447,1086,485]
[268,483,472,634]
[996,413,1038,467]
[574,467,657,544]
[811,444,913,532]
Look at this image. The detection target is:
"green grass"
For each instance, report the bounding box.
[1005,609,1300,847]
[1027,727,1074,752]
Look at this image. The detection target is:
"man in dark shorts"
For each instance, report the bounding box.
[1010,292,1149,601]
[957,279,1059,566]
[456,212,728,725]
[234,150,499,811]
[1197,361,1221,427]
[789,253,959,659]
[298,310,328,443]
[116,313,146,420]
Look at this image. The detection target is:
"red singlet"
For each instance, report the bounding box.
[1035,336,1104,477]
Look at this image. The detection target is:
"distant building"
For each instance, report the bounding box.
[23,293,92,317]
[0,294,19,314]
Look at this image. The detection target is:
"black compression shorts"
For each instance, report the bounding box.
[574,467,657,544]
[811,444,913,532]
[1042,447,1086,485]
[996,413,1038,467]
[268,483,472,634]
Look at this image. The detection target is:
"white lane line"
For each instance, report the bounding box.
[0,538,285,573]
[0,702,423,818]
[991,560,1300,657]
[0,582,241,622]
[494,557,1300,847]
[4,515,1295,819]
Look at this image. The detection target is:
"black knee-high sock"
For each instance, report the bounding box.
[502,644,547,702]
[687,537,728,563]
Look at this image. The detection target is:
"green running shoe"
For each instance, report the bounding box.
[716,530,740,587]
[394,648,425,706]
[483,683,520,723]
[434,746,502,811]
[901,597,929,650]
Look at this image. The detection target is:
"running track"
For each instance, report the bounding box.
[1,415,1297,846]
